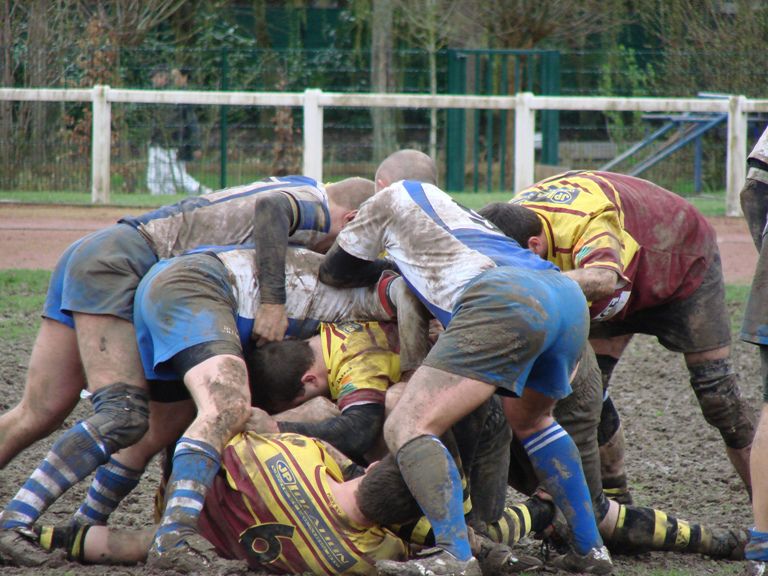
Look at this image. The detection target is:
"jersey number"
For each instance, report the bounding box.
[241,522,295,563]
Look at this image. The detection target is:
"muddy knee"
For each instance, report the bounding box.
[689,359,755,449]
[88,383,150,453]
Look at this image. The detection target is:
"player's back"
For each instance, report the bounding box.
[337,180,554,326]
[590,171,715,253]
[120,175,329,258]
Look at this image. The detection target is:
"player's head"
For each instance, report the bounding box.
[150,64,170,88]
[356,454,422,526]
[171,66,192,87]
[315,177,376,253]
[478,202,547,256]
[374,149,437,192]
[247,336,327,413]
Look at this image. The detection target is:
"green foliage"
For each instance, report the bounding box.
[0,270,50,340]
[598,45,656,144]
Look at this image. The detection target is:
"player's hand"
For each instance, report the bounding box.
[276,397,340,424]
[246,407,280,433]
[253,303,289,345]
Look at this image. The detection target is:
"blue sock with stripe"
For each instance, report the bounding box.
[151,437,221,553]
[746,528,768,561]
[522,422,602,554]
[396,435,472,561]
[0,422,109,530]
[72,457,144,526]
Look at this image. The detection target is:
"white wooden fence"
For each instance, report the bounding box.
[2,86,767,215]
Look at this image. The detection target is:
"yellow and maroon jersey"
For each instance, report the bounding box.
[512,171,639,282]
[198,432,408,575]
[513,171,716,320]
[320,321,401,412]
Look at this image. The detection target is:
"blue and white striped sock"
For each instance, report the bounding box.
[396,435,472,561]
[0,422,108,530]
[151,437,221,553]
[522,421,602,555]
[72,457,144,526]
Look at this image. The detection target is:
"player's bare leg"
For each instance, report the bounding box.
[0,319,84,468]
[148,354,251,573]
[73,399,196,526]
[0,314,150,566]
[378,366,493,576]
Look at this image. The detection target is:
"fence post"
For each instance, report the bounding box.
[303,89,323,183]
[514,92,536,192]
[91,84,111,204]
[726,94,747,217]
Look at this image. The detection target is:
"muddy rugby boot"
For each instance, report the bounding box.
[147,533,247,574]
[475,533,543,574]
[0,527,66,567]
[548,544,613,574]
[376,547,482,576]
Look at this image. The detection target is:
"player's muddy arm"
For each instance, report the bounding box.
[278,404,385,464]
[251,193,295,341]
[563,267,619,302]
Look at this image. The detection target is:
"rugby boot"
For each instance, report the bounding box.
[147,534,248,575]
[475,533,542,574]
[376,547,482,576]
[0,527,66,567]
[548,545,613,574]
[703,527,749,560]
[744,560,767,575]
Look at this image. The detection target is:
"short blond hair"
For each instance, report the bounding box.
[326,177,375,210]
[375,149,437,188]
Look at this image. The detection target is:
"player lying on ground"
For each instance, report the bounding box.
[31,430,546,575]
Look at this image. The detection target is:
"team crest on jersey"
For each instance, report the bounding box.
[516,186,580,205]
[271,460,297,485]
[337,321,364,334]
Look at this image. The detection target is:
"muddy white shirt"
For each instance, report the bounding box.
[335,180,556,326]
[120,176,330,258]
[215,246,393,340]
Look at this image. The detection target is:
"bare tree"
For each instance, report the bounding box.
[394,0,466,161]
[371,0,397,163]
[467,0,625,49]
[634,0,768,96]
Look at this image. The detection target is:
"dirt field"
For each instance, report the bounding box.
[0,203,761,575]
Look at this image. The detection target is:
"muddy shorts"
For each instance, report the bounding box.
[44,223,158,327]
[423,266,589,400]
[589,253,731,353]
[134,252,244,381]
[742,202,768,348]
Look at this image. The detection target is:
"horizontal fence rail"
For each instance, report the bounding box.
[2,86,767,214]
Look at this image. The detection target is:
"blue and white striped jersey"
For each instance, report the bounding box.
[336,180,557,326]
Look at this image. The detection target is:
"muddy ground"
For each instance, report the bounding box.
[0,204,761,575]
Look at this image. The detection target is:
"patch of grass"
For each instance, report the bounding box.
[0,190,189,208]
[0,270,50,340]
[726,284,751,332]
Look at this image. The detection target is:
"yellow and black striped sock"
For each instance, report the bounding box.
[486,497,555,547]
[609,504,713,555]
[37,524,91,562]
